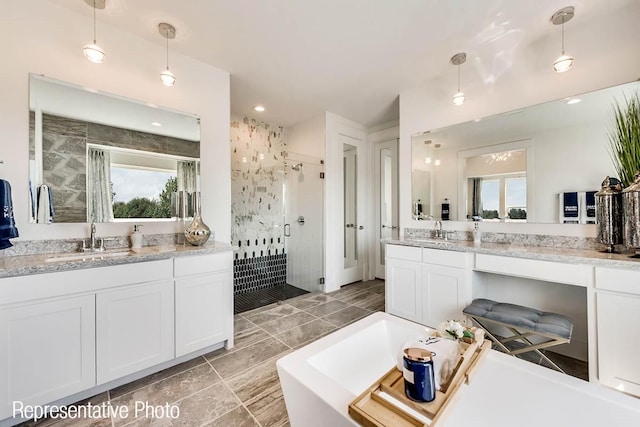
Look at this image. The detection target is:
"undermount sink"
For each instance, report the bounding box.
[408,237,452,245]
[45,250,132,263]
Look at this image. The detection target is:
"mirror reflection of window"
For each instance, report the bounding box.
[506,177,527,220]
[29,74,201,224]
[468,174,527,221]
[89,145,197,221]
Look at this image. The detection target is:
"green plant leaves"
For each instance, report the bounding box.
[608,92,640,187]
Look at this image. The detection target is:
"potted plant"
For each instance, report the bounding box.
[609,92,640,187]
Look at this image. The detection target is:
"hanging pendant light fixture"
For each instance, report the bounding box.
[424,140,432,164]
[551,6,575,73]
[159,23,176,86]
[450,52,467,106]
[82,0,106,63]
[434,143,442,166]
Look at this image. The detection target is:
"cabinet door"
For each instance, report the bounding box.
[385,258,422,323]
[96,281,174,384]
[597,291,640,397]
[175,271,231,357]
[421,264,465,328]
[0,295,95,419]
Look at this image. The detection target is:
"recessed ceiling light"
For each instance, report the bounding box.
[566,98,581,105]
[151,122,162,126]
[254,105,265,112]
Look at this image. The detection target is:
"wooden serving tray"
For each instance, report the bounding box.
[349,339,491,427]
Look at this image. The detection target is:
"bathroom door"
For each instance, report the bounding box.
[342,141,365,285]
[374,139,398,279]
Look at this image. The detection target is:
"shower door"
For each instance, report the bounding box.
[284,156,325,293]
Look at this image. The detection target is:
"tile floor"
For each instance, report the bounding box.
[19,279,587,426]
[21,280,385,427]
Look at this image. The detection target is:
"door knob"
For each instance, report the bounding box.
[358,225,364,230]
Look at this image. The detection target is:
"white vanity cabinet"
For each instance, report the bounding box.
[174,252,233,357]
[0,295,95,420]
[595,267,640,397]
[420,248,470,328]
[96,280,175,384]
[386,244,471,327]
[0,249,234,424]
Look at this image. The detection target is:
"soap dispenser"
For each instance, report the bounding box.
[473,222,481,245]
[130,224,144,249]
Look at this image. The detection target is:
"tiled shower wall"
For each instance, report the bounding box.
[230,117,287,294]
[29,112,198,223]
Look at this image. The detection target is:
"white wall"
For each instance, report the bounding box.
[399,1,640,237]
[288,115,326,159]
[1,1,230,243]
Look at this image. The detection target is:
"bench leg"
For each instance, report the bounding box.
[469,317,568,374]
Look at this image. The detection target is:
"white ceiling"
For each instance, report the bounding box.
[50,0,638,128]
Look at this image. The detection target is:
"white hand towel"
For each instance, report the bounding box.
[37,185,52,224]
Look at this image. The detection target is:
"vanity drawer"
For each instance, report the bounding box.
[595,267,640,294]
[475,254,591,286]
[386,244,421,262]
[422,248,467,268]
[174,252,232,277]
[0,260,174,305]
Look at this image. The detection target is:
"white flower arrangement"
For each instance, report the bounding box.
[437,320,474,341]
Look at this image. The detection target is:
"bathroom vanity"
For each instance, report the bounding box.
[0,243,233,425]
[385,239,640,398]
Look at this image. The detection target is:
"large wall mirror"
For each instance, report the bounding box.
[411,80,640,224]
[29,74,200,224]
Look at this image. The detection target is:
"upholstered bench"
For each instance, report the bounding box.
[463,298,573,373]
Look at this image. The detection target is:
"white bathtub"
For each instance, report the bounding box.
[276,312,640,427]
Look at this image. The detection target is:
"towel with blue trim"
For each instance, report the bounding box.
[0,179,19,249]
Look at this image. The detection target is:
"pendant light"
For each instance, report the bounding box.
[424,140,432,164]
[159,23,176,86]
[450,53,467,106]
[551,6,575,73]
[434,143,442,166]
[82,0,105,63]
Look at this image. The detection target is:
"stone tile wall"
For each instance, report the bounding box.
[230,117,288,293]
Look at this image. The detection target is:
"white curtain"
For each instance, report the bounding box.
[177,160,197,193]
[176,160,198,217]
[87,148,114,222]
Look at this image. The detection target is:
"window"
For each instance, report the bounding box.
[506,177,527,220]
[111,167,176,219]
[470,174,526,221]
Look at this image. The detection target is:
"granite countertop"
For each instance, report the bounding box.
[0,241,235,278]
[388,238,640,270]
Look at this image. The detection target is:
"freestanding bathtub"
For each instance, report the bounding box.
[276,312,640,427]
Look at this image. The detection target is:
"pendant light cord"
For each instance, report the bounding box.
[457,63,461,92]
[561,15,566,55]
[166,29,170,71]
[92,0,97,43]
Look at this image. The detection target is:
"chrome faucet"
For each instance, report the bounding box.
[434,220,444,239]
[81,222,105,252]
[90,222,97,249]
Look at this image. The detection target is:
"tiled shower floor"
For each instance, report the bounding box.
[18,279,588,427]
[234,284,309,314]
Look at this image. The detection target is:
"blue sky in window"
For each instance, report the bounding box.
[481,180,499,210]
[111,167,176,203]
[507,178,526,207]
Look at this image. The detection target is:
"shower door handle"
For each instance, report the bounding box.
[284,224,291,237]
